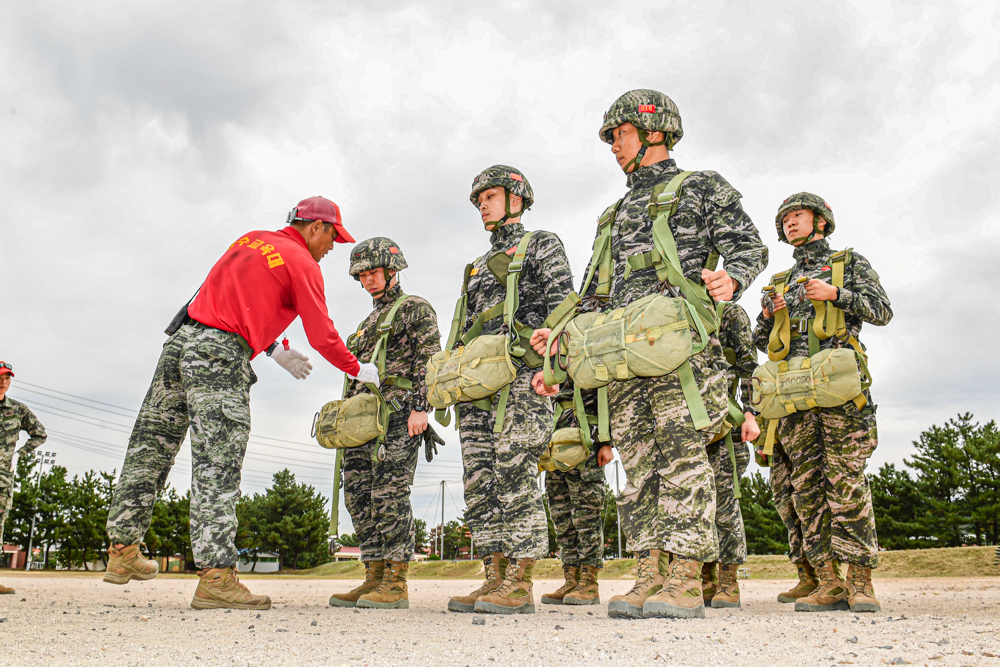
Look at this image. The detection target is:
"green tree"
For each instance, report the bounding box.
[236,494,267,571]
[741,471,788,555]
[258,469,330,570]
[414,519,427,555]
[869,463,933,550]
[146,487,193,570]
[337,533,360,548]
[57,470,107,569]
[4,453,41,550]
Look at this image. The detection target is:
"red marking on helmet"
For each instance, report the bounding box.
[389,247,399,254]
[638,104,656,113]
[509,173,523,181]
[824,202,833,210]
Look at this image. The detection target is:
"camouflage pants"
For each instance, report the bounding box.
[343,409,420,562]
[768,437,805,564]
[774,404,879,568]
[459,366,552,559]
[706,435,750,565]
[106,323,256,569]
[609,344,728,562]
[0,481,11,546]
[546,465,606,568]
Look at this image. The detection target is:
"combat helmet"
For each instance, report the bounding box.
[775,193,836,244]
[599,89,683,173]
[349,237,408,298]
[470,165,534,229]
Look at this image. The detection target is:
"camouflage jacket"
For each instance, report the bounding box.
[717,302,758,413]
[345,283,442,412]
[752,239,893,360]
[1,395,46,484]
[580,159,768,311]
[462,222,574,340]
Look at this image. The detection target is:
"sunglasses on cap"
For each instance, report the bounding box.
[0,362,11,371]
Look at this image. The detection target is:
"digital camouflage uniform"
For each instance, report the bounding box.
[545,384,605,568]
[580,159,768,561]
[342,277,441,563]
[106,324,256,569]
[458,221,574,560]
[753,235,892,568]
[707,302,756,565]
[0,396,46,545]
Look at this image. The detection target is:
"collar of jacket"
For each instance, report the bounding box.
[489,221,526,248]
[373,281,404,307]
[626,158,679,189]
[792,238,832,268]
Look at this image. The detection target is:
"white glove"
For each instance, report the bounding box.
[349,362,380,385]
[273,347,313,379]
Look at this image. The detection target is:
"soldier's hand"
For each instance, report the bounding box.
[530,328,559,356]
[702,268,738,302]
[408,410,429,438]
[597,445,614,467]
[741,412,761,443]
[763,293,787,318]
[531,371,559,397]
[803,278,838,301]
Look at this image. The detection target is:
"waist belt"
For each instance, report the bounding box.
[187,319,252,355]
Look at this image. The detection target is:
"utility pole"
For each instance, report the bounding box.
[440,480,446,561]
[25,451,56,571]
[615,460,622,559]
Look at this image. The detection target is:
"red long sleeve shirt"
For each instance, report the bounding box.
[187,227,361,375]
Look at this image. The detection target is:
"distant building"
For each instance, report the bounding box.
[332,546,361,562]
[2,543,26,569]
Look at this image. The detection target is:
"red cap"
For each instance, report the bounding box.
[0,361,13,377]
[289,197,355,244]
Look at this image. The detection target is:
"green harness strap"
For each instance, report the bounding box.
[724,432,742,500]
[766,270,792,361]
[579,200,623,298]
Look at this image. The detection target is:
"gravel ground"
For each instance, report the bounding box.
[1,575,998,666]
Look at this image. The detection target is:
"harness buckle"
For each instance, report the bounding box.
[507,261,523,273]
[793,318,809,334]
[748,377,763,406]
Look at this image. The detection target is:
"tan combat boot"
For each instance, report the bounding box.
[777,561,819,603]
[541,565,579,605]
[712,563,741,608]
[474,557,536,614]
[103,543,159,585]
[846,563,881,613]
[701,562,718,605]
[191,566,271,610]
[564,563,601,605]
[448,552,508,613]
[643,556,706,619]
[357,560,409,609]
[607,549,667,619]
[0,583,14,595]
[794,560,849,612]
[329,561,384,608]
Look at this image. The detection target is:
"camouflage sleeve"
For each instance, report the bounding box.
[699,172,769,300]
[832,251,893,327]
[406,299,442,412]
[525,231,574,328]
[721,304,759,412]
[17,404,46,455]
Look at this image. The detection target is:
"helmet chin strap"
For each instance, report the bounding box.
[371,268,395,299]
[788,215,825,246]
[621,129,672,173]
[483,190,523,231]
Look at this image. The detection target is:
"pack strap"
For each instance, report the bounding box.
[502,232,536,355]
[572,384,594,455]
[492,385,512,434]
[677,359,712,431]
[372,294,411,378]
[541,293,582,387]
[580,200,621,298]
[762,418,778,457]
[444,264,474,352]
[597,385,610,442]
[766,270,792,361]
[724,432,741,500]
[329,447,345,536]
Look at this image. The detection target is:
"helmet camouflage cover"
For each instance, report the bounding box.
[469,165,534,211]
[349,237,408,278]
[774,193,836,243]
[599,89,683,148]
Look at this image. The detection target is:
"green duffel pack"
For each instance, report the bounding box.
[560,293,708,389]
[539,386,603,473]
[314,392,386,450]
[425,334,517,408]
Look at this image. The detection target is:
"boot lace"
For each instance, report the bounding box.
[372,563,401,594]
[849,566,872,596]
[625,551,655,596]
[662,558,690,595]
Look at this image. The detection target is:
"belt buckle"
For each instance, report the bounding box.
[793,318,808,334]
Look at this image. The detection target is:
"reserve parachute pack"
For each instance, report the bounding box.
[542,171,721,435]
[427,232,574,433]
[539,386,602,473]
[312,294,413,537]
[754,250,872,458]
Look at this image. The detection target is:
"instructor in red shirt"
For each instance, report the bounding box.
[103,197,379,610]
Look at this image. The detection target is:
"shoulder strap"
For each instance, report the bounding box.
[580,200,622,298]
[443,264,474,352]
[766,267,794,361]
[371,294,410,378]
[502,231,535,355]
[811,247,852,343]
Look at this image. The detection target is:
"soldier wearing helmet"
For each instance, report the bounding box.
[533,89,768,620]
[443,165,574,616]
[754,193,892,614]
[328,237,441,611]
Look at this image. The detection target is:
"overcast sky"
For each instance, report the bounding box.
[2,1,998,535]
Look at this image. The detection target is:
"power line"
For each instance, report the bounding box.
[16,380,138,413]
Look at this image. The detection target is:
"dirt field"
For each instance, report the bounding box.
[1,574,999,666]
